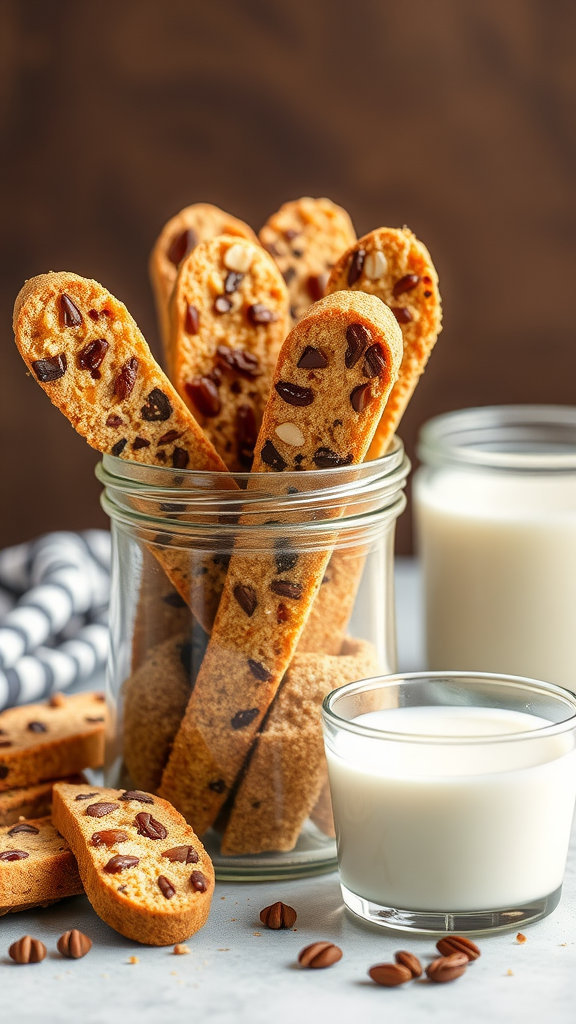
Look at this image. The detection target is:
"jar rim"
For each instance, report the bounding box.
[417,405,576,473]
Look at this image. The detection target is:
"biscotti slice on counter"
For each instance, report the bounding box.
[0,692,106,792]
[221,637,380,854]
[52,783,214,946]
[159,291,402,834]
[0,772,87,827]
[149,203,258,370]
[170,235,289,471]
[259,197,357,324]
[0,816,83,915]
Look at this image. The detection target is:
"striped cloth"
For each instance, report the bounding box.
[0,531,110,710]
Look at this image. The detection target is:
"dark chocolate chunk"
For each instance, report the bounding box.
[132,436,150,450]
[237,403,257,467]
[32,354,67,383]
[120,790,154,804]
[85,716,105,723]
[424,290,432,297]
[213,551,232,570]
[103,854,140,873]
[313,448,353,469]
[208,779,226,793]
[61,293,83,327]
[233,584,257,617]
[287,486,299,494]
[274,538,298,574]
[106,414,123,428]
[270,580,303,600]
[91,829,129,847]
[393,273,420,297]
[297,346,328,369]
[284,228,300,240]
[74,792,98,801]
[231,708,259,730]
[78,339,109,376]
[163,591,186,607]
[157,430,181,446]
[247,303,278,325]
[27,721,47,733]
[7,822,39,835]
[172,447,189,469]
[0,850,29,861]
[276,603,289,623]
[216,345,261,378]
[260,440,287,472]
[293,453,305,464]
[141,387,172,421]
[391,306,413,324]
[0,741,12,747]
[185,303,200,334]
[247,659,272,681]
[224,271,243,294]
[114,357,138,400]
[347,248,366,286]
[363,343,386,378]
[135,812,168,840]
[85,802,119,818]
[214,295,232,314]
[0,767,9,780]
[190,870,208,892]
[292,248,304,258]
[306,272,328,303]
[162,845,199,864]
[350,382,373,412]
[275,381,314,406]
[158,875,176,899]
[167,227,197,266]
[282,267,296,284]
[345,323,370,368]
[111,438,128,457]
[184,377,221,417]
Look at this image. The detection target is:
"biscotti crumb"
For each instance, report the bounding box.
[173,944,190,955]
[127,956,139,964]
[516,933,527,944]
[506,969,514,976]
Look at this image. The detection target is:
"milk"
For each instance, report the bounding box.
[326,705,576,912]
[414,468,576,688]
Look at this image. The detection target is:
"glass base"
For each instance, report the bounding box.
[341,882,563,935]
[206,821,338,881]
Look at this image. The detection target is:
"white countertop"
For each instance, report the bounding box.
[2,560,574,1024]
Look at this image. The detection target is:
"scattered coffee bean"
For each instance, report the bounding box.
[436,935,481,961]
[312,447,353,469]
[247,658,272,681]
[91,829,129,847]
[426,953,468,983]
[260,440,287,472]
[298,942,342,969]
[363,343,386,378]
[120,790,154,804]
[185,303,200,334]
[344,323,370,368]
[0,850,29,861]
[61,293,83,327]
[111,438,128,457]
[275,381,314,406]
[141,388,172,421]
[347,249,366,286]
[260,901,297,929]
[162,846,199,864]
[114,357,139,400]
[132,436,150,450]
[27,722,47,733]
[106,414,123,428]
[270,580,302,600]
[185,377,221,417]
[391,306,413,324]
[78,339,109,376]
[57,929,92,959]
[32,354,67,383]
[231,708,259,730]
[85,802,119,818]
[7,823,39,836]
[247,303,278,325]
[368,962,412,987]
[350,382,373,413]
[216,344,261,377]
[233,584,258,617]
[158,875,176,899]
[190,870,208,892]
[9,935,46,964]
[393,273,420,297]
[74,792,98,801]
[214,295,232,314]
[395,950,423,977]
[167,228,197,266]
[135,812,168,840]
[297,345,328,369]
[104,855,140,873]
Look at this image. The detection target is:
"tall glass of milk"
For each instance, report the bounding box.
[322,671,576,934]
[413,406,576,688]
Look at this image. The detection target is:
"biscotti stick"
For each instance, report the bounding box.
[170,235,289,471]
[13,272,236,628]
[149,203,258,370]
[0,773,87,827]
[259,197,356,323]
[1,816,84,915]
[52,783,214,946]
[160,291,402,834]
[221,637,381,854]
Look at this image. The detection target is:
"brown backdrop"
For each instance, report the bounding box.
[1,0,574,552]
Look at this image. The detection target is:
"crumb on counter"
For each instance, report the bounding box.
[516,933,527,944]
[173,944,190,956]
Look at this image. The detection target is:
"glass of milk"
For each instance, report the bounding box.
[413,405,576,688]
[322,671,576,934]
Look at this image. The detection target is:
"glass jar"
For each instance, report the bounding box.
[97,439,410,879]
[414,406,576,689]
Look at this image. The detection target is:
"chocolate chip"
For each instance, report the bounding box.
[391,306,413,324]
[363,343,387,378]
[393,273,420,297]
[27,722,47,733]
[172,447,189,469]
[156,452,167,463]
[114,357,138,400]
[158,875,175,899]
[0,850,29,861]
[7,823,39,835]
[270,580,302,600]
[184,377,221,417]
[157,430,181,445]
[74,792,98,801]
[282,267,296,284]
[260,440,287,472]
[247,659,272,681]
[274,539,298,574]
[120,790,154,804]
[247,303,278,325]
[86,802,119,817]
[277,603,289,622]
[163,591,186,608]
[350,382,373,412]
[208,779,226,793]
[231,708,259,729]
[424,290,432,297]
[190,870,208,892]
[104,855,140,873]
[0,740,12,747]
[135,812,168,840]
[111,438,127,457]
[213,551,232,570]
[224,271,243,293]
[0,766,9,780]
[313,448,353,469]
[284,228,300,240]
[292,248,304,258]
[88,309,100,321]
[162,845,199,863]
[216,345,261,378]
[236,403,257,467]
[233,584,257,617]
[167,227,197,266]
[32,354,67,383]
[106,414,123,428]
[287,486,298,494]
[85,716,105,723]
[214,295,232,314]
[297,346,328,369]
[132,436,150,450]
[185,303,200,334]
[294,453,304,464]
[275,381,314,406]
[78,339,109,376]
[345,323,370,368]
[91,829,129,847]
[348,248,366,286]
[61,293,83,326]
[306,273,328,302]
[140,387,172,421]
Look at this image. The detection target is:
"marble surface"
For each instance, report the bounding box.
[2,560,575,1024]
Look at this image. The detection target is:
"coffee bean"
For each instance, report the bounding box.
[7,823,39,835]
[162,845,199,864]
[78,339,109,376]
[231,708,259,730]
[208,779,226,793]
[27,722,47,733]
[135,812,168,840]
[247,659,272,681]
[237,403,257,467]
[395,951,423,977]
[85,802,119,818]
[9,936,46,963]
[61,293,83,326]
[120,790,154,804]
[347,249,366,286]
[167,227,197,266]
[57,929,92,959]
[216,344,261,378]
[214,295,232,314]
[90,829,129,847]
[297,346,328,369]
[391,306,413,324]
[270,580,302,600]
[190,870,208,892]
[132,436,150,450]
[32,354,67,383]
[103,854,140,873]
[350,382,372,413]
[393,273,420,297]
[141,388,172,422]
[260,440,287,472]
[233,584,258,617]
[363,343,387,378]
[260,901,297,929]
[345,323,370,368]
[106,414,123,428]
[224,271,243,294]
[185,377,221,417]
[158,875,176,899]
[114,357,138,400]
[111,438,127,457]
[274,539,298,574]
[275,381,314,406]
[185,303,200,334]
[312,448,353,469]
[247,303,278,325]
[0,850,29,861]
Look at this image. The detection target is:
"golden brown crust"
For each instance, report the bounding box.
[149,203,258,368]
[0,773,87,827]
[52,783,214,946]
[259,197,356,323]
[159,292,402,834]
[170,236,289,471]
[0,816,84,914]
[0,692,106,792]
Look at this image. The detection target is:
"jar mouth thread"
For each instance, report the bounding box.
[417,406,576,473]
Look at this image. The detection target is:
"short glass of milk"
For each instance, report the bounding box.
[414,405,576,688]
[322,671,576,934]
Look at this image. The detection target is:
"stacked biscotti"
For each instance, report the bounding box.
[13,198,442,855]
